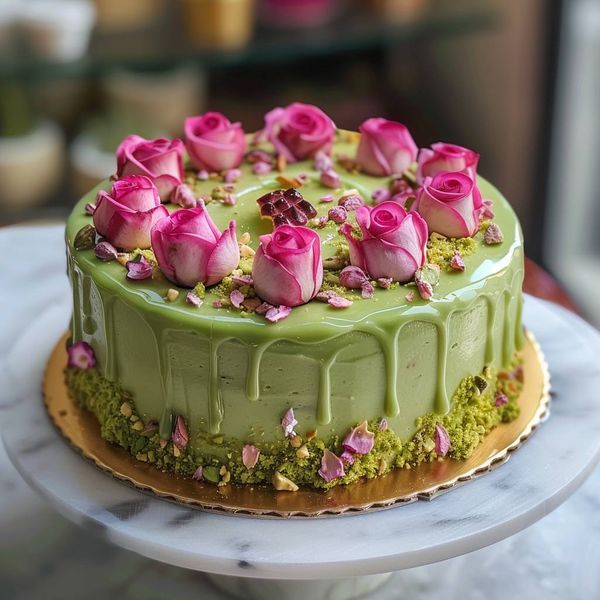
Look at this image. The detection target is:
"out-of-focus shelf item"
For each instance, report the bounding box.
[367,0,428,22]
[0,120,64,211]
[180,0,255,50]
[19,0,96,62]
[93,0,165,32]
[0,5,495,80]
[258,0,341,28]
[69,131,115,199]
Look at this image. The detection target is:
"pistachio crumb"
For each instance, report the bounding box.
[120,402,132,417]
[272,471,299,492]
[166,288,180,302]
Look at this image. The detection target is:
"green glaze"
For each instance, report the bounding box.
[65,134,524,451]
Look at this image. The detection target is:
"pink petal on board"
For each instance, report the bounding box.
[318,449,345,482]
[242,444,261,469]
[67,341,96,369]
[434,424,451,456]
[281,408,298,438]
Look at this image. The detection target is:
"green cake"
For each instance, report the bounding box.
[65,105,524,490]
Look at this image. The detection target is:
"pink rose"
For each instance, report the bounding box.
[151,206,239,287]
[416,142,479,184]
[356,118,418,177]
[116,135,184,201]
[93,175,169,251]
[252,225,323,307]
[341,201,427,282]
[184,112,247,172]
[264,102,335,162]
[413,171,483,238]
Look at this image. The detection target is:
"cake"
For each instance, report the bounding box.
[64,104,525,491]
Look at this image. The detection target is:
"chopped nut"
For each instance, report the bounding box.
[276,153,287,172]
[74,224,96,250]
[130,414,139,422]
[339,188,361,200]
[136,453,148,462]
[276,175,302,188]
[120,402,132,417]
[306,430,317,441]
[323,256,346,270]
[166,288,180,302]
[132,420,144,431]
[116,253,130,267]
[272,471,299,492]
[290,435,303,448]
[159,438,168,449]
[296,444,310,459]
[219,465,228,476]
[173,445,181,458]
[240,244,255,257]
[378,458,388,476]
[238,232,251,245]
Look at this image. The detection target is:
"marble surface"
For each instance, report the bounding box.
[1,224,599,599]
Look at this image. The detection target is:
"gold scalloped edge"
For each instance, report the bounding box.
[42,329,550,519]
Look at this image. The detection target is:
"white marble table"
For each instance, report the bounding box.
[1,224,599,599]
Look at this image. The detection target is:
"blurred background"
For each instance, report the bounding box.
[0,0,598,325]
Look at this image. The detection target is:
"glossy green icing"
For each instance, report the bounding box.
[65,135,524,450]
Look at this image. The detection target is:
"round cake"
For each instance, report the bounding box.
[65,105,524,490]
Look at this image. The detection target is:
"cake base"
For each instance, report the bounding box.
[43,330,549,518]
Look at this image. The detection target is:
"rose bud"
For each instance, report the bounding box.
[413,171,483,238]
[355,117,418,177]
[115,135,185,201]
[252,225,323,307]
[93,175,169,251]
[184,112,247,173]
[263,102,336,163]
[416,142,479,185]
[151,206,239,288]
[340,201,427,283]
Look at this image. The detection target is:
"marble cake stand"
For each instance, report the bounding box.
[1,226,600,599]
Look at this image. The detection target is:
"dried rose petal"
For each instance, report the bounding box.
[416,280,433,301]
[252,161,272,175]
[391,178,412,195]
[361,281,374,299]
[484,222,504,245]
[495,393,509,406]
[126,256,153,280]
[242,297,262,312]
[94,241,118,261]
[173,183,197,208]
[314,150,333,172]
[377,277,392,289]
[434,424,451,456]
[242,444,261,469]
[231,274,253,286]
[481,199,495,219]
[172,415,189,450]
[338,194,363,211]
[315,215,329,228]
[247,149,272,164]
[342,420,375,455]
[450,252,465,271]
[339,266,367,289]
[318,449,345,482]
[281,407,298,438]
[255,301,274,315]
[328,205,347,224]
[67,341,96,369]
[328,295,353,309]
[222,193,237,206]
[224,168,242,183]
[192,466,204,481]
[372,187,391,205]
[197,170,210,180]
[85,202,96,215]
[320,169,341,189]
[230,289,245,308]
[319,194,334,203]
[212,299,223,308]
[186,292,203,307]
[378,418,388,431]
[340,450,355,465]
[405,290,415,302]
[265,305,292,323]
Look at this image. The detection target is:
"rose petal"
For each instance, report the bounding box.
[340,450,355,465]
[172,183,197,208]
[328,295,353,308]
[377,277,392,289]
[484,222,504,245]
[281,407,298,438]
[67,341,96,369]
[94,241,118,261]
[126,256,153,280]
[417,280,433,301]
[242,444,261,469]
[85,202,96,215]
[255,301,275,315]
[320,169,341,189]
[361,281,374,299]
[172,415,189,449]
[339,266,368,289]
[252,161,273,175]
[318,449,345,482]
[495,393,509,406]
[378,418,388,431]
[319,194,334,203]
[449,252,465,271]
[434,424,451,456]
[372,187,391,204]
[192,466,204,481]
[314,150,333,172]
[328,206,347,224]
[231,274,253,286]
[265,305,293,322]
[342,420,375,455]
[186,292,203,307]
[224,168,242,183]
[405,290,415,302]
[197,170,210,180]
[230,289,245,308]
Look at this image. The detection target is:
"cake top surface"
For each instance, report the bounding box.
[66,106,523,344]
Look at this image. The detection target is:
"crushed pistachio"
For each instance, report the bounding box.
[427,235,477,272]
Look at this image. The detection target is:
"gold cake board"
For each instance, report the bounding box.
[43,331,550,518]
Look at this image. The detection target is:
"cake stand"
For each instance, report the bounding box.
[1,226,599,599]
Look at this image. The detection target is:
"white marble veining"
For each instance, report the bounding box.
[1,224,599,599]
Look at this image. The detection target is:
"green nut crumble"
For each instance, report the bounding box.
[65,357,522,491]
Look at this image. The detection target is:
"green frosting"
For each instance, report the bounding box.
[66,359,522,489]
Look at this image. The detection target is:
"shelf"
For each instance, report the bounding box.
[0,7,495,81]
